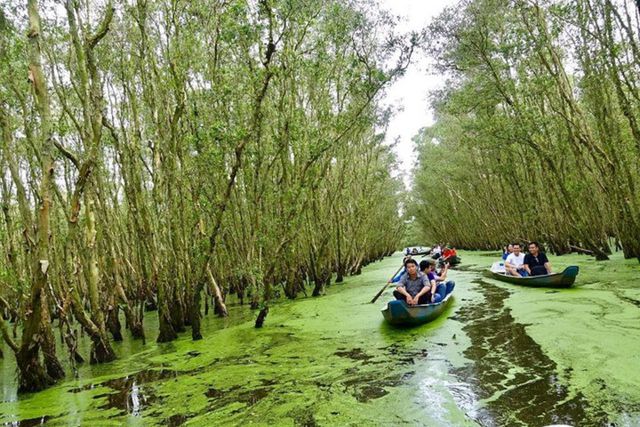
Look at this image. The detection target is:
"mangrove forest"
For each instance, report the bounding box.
[1,0,639,426]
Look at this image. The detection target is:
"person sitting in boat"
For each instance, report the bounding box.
[442,247,456,262]
[393,259,435,306]
[390,256,412,283]
[421,259,452,300]
[431,244,442,259]
[504,243,528,277]
[524,242,552,276]
[502,244,513,261]
[435,260,456,295]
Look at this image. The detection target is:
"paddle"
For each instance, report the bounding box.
[370,264,404,304]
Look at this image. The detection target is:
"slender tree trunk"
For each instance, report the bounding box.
[15,0,65,392]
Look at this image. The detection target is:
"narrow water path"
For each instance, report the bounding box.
[451,279,602,425]
[1,251,639,426]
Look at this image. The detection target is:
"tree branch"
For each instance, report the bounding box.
[88,3,115,50]
[54,139,80,169]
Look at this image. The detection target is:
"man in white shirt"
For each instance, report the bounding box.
[504,243,528,277]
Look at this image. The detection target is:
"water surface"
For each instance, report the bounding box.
[1,251,639,426]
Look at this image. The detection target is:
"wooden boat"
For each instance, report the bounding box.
[485,265,579,288]
[381,291,454,326]
[407,250,430,257]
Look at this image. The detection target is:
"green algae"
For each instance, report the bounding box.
[0,255,475,426]
[463,250,640,425]
[1,250,639,426]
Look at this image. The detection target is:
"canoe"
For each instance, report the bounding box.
[485,265,579,288]
[381,291,454,326]
[406,246,431,256]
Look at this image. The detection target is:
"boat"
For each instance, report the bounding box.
[404,246,431,257]
[381,291,454,326]
[485,265,579,288]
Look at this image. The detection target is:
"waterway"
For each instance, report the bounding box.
[1,250,639,426]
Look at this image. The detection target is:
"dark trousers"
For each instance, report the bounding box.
[531,266,548,276]
[393,290,430,305]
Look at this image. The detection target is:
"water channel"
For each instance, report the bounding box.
[1,251,639,426]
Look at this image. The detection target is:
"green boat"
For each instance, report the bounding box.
[485,265,579,288]
[381,291,454,326]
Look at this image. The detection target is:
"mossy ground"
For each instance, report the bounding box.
[1,250,639,426]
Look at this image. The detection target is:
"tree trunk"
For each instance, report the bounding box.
[107,306,123,342]
[207,266,228,317]
[14,0,66,392]
[156,277,178,343]
[255,306,269,328]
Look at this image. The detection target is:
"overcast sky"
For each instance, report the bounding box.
[378,0,457,188]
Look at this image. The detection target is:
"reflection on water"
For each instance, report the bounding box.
[3,416,51,427]
[450,279,608,426]
[92,370,168,415]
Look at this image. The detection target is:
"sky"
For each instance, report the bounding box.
[378,0,457,188]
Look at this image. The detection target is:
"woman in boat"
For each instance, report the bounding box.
[502,244,513,261]
[420,259,448,302]
[434,259,455,295]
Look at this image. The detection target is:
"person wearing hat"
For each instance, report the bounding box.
[393,258,435,305]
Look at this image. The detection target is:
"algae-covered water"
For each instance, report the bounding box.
[1,251,639,426]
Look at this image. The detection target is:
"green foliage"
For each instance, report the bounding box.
[412,0,640,258]
[0,0,410,389]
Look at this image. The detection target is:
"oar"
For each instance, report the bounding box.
[370,264,404,304]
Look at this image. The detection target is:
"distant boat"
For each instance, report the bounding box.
[381,291,454,326]
[485,264,579,288]
[404,246,431,256]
